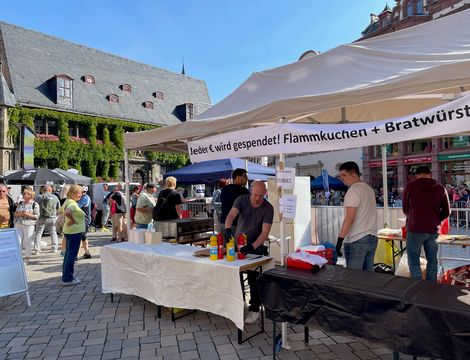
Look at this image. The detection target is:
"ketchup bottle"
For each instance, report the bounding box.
[217,233,224,260]
[237,233,247,260]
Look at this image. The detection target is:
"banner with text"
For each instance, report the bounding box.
[188,96,470,162]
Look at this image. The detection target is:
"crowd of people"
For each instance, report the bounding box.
[2,162,453,297]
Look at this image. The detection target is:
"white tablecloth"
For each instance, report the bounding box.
[100,242,274,330]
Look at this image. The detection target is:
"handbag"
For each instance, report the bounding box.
[55,199,69,233]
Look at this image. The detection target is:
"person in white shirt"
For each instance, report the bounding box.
[336,161,377,271]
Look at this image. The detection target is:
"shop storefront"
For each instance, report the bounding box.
[404,156,432,183]
[439,153,470,186]
[369,159,398,191]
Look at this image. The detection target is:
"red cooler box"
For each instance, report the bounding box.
[298,245,334,265]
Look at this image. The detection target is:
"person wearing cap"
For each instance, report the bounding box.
[77,185,92,259]
[35,185,60,253]
[135,183,157,230]
[220,169,249,238]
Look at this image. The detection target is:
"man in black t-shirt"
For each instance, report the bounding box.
[220,168,249,231]
[155,176,182,221]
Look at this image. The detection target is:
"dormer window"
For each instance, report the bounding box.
[107,94,119,104]
[142,101,154,110]
[55,74,73,99]
[82,75,95,84]
[120,84,132,92]
[153,91,164,100]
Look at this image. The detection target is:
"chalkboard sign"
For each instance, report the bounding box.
[0,228,30,305]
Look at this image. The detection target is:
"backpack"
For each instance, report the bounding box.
[115,191,126,212]
[55,199,70,233]
[153,190,175,221]
[41,194,57,218]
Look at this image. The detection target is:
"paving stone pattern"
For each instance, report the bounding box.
[0,232,436,359]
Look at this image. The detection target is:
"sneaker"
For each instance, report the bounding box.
[82,253,92,259]
[100,227,110,232]
[111,238,117,242]
[62,278,81,286]
[245,311,260,324]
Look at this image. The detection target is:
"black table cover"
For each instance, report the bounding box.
[258,266,470,360]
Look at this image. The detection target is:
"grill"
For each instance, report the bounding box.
[154,218,214,244]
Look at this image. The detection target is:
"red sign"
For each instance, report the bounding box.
[403,156,432,164]
[369,159,398,168]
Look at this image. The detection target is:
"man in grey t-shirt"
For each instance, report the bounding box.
[224,181,274,324]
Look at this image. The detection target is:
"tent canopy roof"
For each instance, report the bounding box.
[125,9,470,154]
[165,158,275,184]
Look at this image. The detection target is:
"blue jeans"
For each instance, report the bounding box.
[62,232,82,282]
[406,232,438,282]
[136,222,153,230]
[344,234,378,271]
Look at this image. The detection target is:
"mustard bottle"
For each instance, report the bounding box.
[209,234,218,261]
[226,237,235,262]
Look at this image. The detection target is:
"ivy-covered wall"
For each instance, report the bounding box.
[8,107,189,180]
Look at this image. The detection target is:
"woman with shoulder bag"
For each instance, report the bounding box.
[61,185,85,286]
[14,188,39,264]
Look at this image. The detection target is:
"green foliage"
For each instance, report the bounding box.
[7,107,188,178]
[110,162,120,179]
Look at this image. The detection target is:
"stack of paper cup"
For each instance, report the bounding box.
[145,231,162,244]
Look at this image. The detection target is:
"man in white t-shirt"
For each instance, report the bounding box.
[135,183,157,230]
[336,161,377,271]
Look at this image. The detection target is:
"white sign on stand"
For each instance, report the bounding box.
[276,167,295,190]
[279,195,297,219]
[0,228,31,306]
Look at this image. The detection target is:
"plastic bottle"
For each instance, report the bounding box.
[237,233,247,260]
[209,234,218,261]
[226,238,235,261]
[217,233,224,260]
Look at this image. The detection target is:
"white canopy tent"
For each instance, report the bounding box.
[125,9,470,153]
[123,9,470,346]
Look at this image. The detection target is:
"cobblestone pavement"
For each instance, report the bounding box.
[1,231,431,360]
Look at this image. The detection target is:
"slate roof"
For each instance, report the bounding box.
[0,21,211,126]
[0,73,15,106]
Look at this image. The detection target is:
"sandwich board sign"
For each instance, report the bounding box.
[0,228,30,306]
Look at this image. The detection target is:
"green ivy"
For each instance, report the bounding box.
[7,107,189,179]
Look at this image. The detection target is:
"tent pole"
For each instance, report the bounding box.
[124,149,131,237]
[244,159,249,189]
[381,144,389,227]
[278,152,291,350]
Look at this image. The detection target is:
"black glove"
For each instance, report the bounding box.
[223,228,233,242]
[240,244,255,255]
[336,237,344,257]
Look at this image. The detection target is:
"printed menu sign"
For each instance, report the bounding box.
[0,229,29,299]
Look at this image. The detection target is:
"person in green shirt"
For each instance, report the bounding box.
[60,185,86,286]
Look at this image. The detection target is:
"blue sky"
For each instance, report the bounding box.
[1,0,385,104]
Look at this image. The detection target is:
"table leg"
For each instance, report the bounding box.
[393,351,400,360]
[111,293,114,303]
[390,241,396,270]
[304,326,309,343]
[157,305,161,319]
[272,320,276,360]
[237,308,265,345]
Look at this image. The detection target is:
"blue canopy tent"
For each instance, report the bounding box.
[165,158,275,184]
[310,175,347,191]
